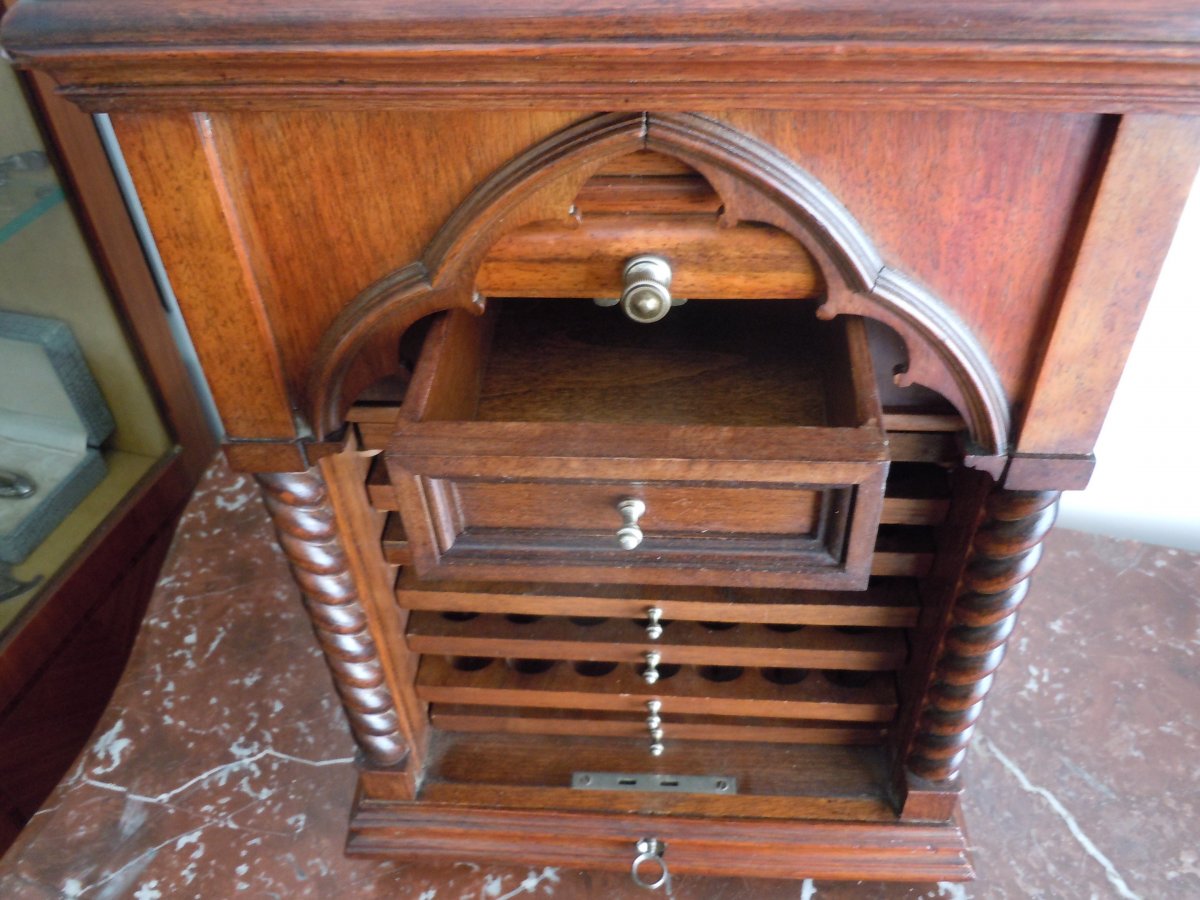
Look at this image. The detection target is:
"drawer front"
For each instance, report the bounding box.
[455,480,823,537]
[387,421,887,590]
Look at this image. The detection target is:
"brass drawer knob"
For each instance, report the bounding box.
[616,498,646,550]
[621,255,675,324]
[645,606,664,640]
[646,699,665,756]
[643,650,662,684]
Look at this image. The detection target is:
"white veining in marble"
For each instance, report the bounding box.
[977,736,1140,900]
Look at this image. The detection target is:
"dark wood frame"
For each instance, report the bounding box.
[0,18,216,848]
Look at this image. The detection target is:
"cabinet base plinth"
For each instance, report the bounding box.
[347,775,973,883]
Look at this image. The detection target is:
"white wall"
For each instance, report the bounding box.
[1057,171,1200,551]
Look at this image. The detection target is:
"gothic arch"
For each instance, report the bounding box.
[306,112,1009,463]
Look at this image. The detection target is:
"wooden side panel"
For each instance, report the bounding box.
[722,110,1107,410]
[204,110,581,404]
[111,112,296,438]
[1018,114,1200,456]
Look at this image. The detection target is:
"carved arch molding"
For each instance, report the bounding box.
[307,112,1010,465]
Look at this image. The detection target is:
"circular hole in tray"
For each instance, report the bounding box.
[697,665,744,683]
[761,666,810,685]
[699,621,738,631]
[834,625,878,635]
[569,616,608,626]
[636,662,681,681]
[574,660,619,677]
[505,613,542,624]
[824,670,877,688]
[763,623,806,633]
[507,658,557,674]
[441,611,479,622]
[449,656,492,672]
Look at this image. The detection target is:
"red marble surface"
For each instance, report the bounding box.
[1,459,1197,898]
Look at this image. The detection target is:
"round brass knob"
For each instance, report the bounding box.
[620,255,673,324]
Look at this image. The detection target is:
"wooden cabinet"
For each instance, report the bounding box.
[5,0,1199,886]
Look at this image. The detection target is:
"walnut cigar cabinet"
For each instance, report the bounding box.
[5,1,1199,887]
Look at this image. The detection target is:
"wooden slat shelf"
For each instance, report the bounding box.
[572,175,722,215]
[395,571,922,628]
[415,654,897,722]
[592,151,698,179]
[431,704,887,745]
[407,612,906,671]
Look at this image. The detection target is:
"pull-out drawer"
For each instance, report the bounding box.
[386,298,888,589]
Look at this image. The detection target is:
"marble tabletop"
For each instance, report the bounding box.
[0,458,1197,899]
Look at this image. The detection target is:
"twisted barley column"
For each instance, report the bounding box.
[257,469,407,766]
[908,489,1060,782]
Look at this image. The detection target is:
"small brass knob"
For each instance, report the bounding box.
[616,498,646,550]
[621,255,673,324]
[645,607,664,640]
[643,650,662,684]
[646,699,664,756]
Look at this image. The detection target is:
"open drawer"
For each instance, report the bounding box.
[385,298,888,590]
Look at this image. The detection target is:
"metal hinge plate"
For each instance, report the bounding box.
[571,771,737,795]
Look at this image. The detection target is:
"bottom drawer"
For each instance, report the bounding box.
[350,731,973,882]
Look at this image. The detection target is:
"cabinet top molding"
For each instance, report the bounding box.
[5,0,1200,112]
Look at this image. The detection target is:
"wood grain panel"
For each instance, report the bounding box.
[348,798,971,882]
[453,480,822,536]
[1018,114,1200,455]
[721,109,1108,411]
[203,110,581,404]
[111,113,297,437]
[13,2,1200,49]
[425,731,886,792]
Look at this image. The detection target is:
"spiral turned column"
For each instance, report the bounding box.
[257,469,407,767]
[907,489,1060,782]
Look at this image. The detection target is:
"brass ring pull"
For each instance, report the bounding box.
[631,838,669,890]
